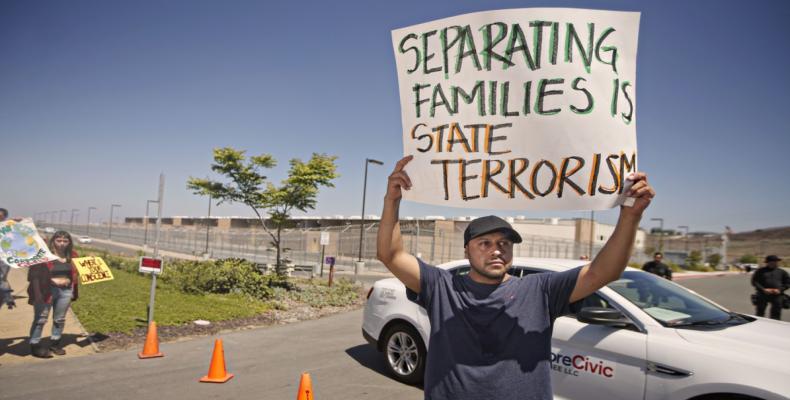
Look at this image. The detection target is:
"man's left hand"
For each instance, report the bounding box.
[622,172,655,216]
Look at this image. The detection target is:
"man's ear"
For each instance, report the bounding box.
[464,245,468,259]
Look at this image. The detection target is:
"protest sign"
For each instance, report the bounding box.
[0,218,58,268]
[392,8,640,210]
[73,256,114,285]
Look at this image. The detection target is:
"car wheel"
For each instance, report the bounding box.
[382,323,426,385]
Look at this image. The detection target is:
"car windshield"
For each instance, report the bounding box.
[607,271,744,327]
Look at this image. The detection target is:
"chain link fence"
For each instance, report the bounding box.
[47,221,627,272]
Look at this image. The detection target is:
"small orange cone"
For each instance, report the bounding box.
[296,372,314,400]
[138,321,164,359]
[199,339,234,383]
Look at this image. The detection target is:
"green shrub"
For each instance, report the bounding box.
[160,258,274,300]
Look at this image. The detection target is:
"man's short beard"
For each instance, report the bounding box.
[471,263,508,280]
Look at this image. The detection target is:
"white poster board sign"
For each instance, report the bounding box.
[0,218,58,268]
[392,8,640,210]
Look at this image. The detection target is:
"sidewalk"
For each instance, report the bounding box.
[0,267,96,366]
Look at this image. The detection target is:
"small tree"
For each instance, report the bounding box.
[188,147,338,274]
[739,254,759,264]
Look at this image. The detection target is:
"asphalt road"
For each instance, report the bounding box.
[0,309,423,400]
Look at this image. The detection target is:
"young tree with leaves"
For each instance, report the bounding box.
[188,147,338,274]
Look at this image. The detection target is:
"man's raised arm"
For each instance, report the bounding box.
[376,156,421,293]
[570,172,655,303]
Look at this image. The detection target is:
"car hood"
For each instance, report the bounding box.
[674,317,790,368]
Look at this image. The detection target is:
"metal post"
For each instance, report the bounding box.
[70,209,78,233]
[109,204,121,240]
[356,158,382,280]
[144,200,157,247]
[87,207,96,236]
[148,174,165,325]
[60,209,67,224]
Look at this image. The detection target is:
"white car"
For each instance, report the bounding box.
[44,227,56,234]
[77,236,93,244]
[362,258,790,399]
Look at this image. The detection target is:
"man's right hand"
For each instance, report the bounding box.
[385,155,413,201]
[764,288,780,295]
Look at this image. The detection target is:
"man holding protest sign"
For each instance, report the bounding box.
[377,156,654,400]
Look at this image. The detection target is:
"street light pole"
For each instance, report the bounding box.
[109,204,121,240]
[358,158,383,263]
[70,209,78,233]
[144,200,158,246]
[87,207,96,236]
[651,218,664,251]
[59,209,67,225]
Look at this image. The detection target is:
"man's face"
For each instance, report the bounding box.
[767,260,779,269]
[464,231,514,283]
[654,254,663,263]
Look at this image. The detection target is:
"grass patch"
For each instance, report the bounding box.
[72,268,270,334]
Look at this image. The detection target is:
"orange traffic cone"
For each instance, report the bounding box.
[296,372,314,400]
[138,321,164,359]
[200,339,234,383]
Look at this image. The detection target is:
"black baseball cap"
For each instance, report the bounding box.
[463,216,522,246]
[765,255,782,262]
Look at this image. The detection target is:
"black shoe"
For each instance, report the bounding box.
[31,343,53,358]
[49,339,66,356]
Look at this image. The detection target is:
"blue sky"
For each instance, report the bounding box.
[2,0,788,233]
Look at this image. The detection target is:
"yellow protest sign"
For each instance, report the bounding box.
[72,256,114,285]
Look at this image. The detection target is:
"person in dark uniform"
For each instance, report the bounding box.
[642,252,673,280]
[751,255,789,320]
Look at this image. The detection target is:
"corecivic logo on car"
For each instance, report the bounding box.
[550,352,615,378]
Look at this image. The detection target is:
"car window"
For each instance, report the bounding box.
[607,270,739,327]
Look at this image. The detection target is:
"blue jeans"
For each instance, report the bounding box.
[29,286,72,344]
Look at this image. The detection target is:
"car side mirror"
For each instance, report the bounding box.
[577,307,633,328]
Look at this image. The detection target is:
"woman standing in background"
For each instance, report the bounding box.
[27,231,79,358]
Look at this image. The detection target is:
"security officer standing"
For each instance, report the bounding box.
[642,252,673,280]
[751,255,789,320]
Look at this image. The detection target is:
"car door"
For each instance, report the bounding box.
[550,293,647,400]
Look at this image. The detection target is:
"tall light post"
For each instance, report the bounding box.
[143,200,158,246]
[357,158,383,265]
[87,207,96,236]
[678,225,689,254]
[651,217,664,251]
[109,204,121,240]
[70,208,79,233]
[59,209,67,225]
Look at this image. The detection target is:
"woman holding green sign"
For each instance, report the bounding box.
[27,230,79,358]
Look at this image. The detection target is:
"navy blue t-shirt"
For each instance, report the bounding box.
[407,259,581,400]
